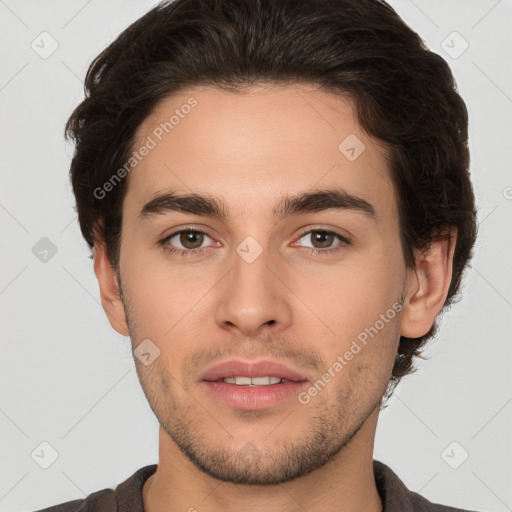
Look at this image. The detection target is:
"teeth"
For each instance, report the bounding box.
[222,376,284,386]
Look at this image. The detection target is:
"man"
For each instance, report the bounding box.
[38,0,479,510]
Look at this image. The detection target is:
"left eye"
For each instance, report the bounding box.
[295,230,350,251]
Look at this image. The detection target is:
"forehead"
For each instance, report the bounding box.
[124,84,396,225]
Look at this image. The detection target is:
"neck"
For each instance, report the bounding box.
[143,407,382,512]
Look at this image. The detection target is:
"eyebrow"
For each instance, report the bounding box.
[138,187,377,223]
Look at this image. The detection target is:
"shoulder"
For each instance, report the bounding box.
[33,488,115,512]
[32,464,157,512]
[373,459,481,512]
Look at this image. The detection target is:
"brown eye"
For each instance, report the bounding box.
[178,230,205,249]
[294,229,351,255]
[310,231,335,249]
[164,230,212,252]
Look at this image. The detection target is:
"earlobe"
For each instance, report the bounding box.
[93,241,130,336]
[400,228,457,339]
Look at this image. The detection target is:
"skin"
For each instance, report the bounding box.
[93,84,456,512]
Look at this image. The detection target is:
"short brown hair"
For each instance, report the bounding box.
[65,0,478,396]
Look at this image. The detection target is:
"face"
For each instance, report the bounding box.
[106,84,416,484]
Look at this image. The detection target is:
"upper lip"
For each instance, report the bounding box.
[199,359,309,382]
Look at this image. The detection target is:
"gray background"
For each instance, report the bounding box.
[0,0,511,511]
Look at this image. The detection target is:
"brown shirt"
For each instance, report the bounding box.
[34,460,479,512]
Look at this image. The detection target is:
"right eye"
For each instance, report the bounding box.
[160,229,216,257]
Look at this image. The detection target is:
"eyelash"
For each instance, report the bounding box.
[158,228,351,258]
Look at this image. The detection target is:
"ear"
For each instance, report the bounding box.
[93,240,130,336]
[400,227,457,338]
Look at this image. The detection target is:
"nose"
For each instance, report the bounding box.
[215,242,292,337]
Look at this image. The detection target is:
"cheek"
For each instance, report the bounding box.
[121,250,220,343]
[293,250,402,354]
[305,254,393,316]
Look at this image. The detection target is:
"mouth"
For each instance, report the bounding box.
[199,358,309,410]
[211,376,300,386]
[199,358,309,384]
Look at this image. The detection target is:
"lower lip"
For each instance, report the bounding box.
[200,380,309,410]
